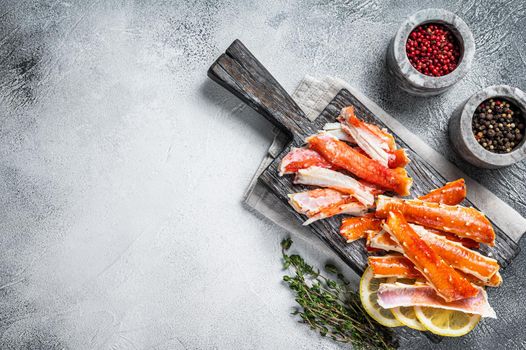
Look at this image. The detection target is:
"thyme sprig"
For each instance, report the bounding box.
[281,238,398,349]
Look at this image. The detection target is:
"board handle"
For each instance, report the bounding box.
[208,40,307,138]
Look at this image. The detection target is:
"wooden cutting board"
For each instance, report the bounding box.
[208,39,520,276]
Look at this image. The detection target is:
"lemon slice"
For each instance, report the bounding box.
[391,306,427,331]
[359,267,402,327]
[414,306,480,337]
[384,278,426,331]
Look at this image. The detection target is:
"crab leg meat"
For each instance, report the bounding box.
[288,188,350,216]
[367,229,402,253]
[369,255,422,279]
[485,271,503,287]
[340,213,382,242]
[338,107,409,168]
[279,147,335,176]
[419,179,478,248]
[408,180,478,248]
[294,166,375,207]
[368,227,496,282]
[415,180,478,248]
[385,211,479,302]
[358,179,385,196]
[340,107,396,150]
[388,149,411,169]
[410,224,499,282]
[288,188,367,225]
[303,201,366,225]
[430,229,480,250]
[369,227,479,252]
[376,196,495,246]
[322,123,356,143]
[369,255,502,287]
[418,179,467,205]
[377,283,496,318]
[307,133,413,196]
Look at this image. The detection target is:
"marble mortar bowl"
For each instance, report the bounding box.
[386,8,475,96]
[449,85,526,168]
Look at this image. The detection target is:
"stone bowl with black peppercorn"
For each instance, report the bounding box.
[449,85,526,168]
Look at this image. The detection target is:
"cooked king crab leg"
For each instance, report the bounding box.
[431,229,480,250]
[418,178,467,205]
[307,133,413,196]
[377,283,496,318]
[376,195,496,246]
[339,213,382,242]
[367,229,401,252]
[294,166,375,207]
[369,255,422,279]
[303,201,366,225]
[410,224,499,282]
[350,179,473,247]
[368,226,499,284]
[279,147,335,176]
[288,188,349,216]
[368,227,480,252]
[368,255,502,287]
[420,179,478,248]
[385,211,479,302]
[338,107,410,169]
[288,188,367,225]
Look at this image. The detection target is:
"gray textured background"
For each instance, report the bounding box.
[0,0,525,349]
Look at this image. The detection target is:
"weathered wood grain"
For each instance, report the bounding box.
[208,39,309,139]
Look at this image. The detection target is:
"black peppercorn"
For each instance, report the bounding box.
[472,98,524,154]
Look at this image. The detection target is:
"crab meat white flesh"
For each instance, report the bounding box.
[294,166,375,207]
[288,188,346,215]
[377,282,496,318]
[322,123,356,143]
[339,108,392,167]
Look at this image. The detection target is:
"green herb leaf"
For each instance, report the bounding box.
[280,239,398,349]
[324,263,339,275]
[281,238,293,251]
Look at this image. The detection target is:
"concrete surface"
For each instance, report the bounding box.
[0,0,525,349]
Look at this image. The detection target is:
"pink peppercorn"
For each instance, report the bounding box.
[406,23,461,77]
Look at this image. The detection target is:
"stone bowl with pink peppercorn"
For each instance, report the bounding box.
[386,8,475,96]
